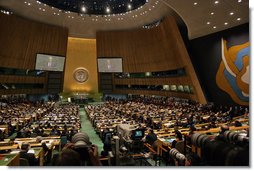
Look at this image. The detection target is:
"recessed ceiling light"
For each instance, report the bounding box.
[128,4,132,9]
[207,22,211,24]
[28,3,31,6]
[194,2,198,5]
[81,6,86,12]
[224,22,228,25]
[106,7,110,13]
[213,26,217,29]
[211,12,214,15]
[214,1,219,4]
[238,0,242,2]
[230,12,234,15]
[237,18,241,21]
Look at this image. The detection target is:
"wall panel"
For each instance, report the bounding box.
[96,15,206,103]
[0,13,68,95]
[0,13,68,69]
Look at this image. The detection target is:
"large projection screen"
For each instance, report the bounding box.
[35,54,65,71]
[97,58,123,73]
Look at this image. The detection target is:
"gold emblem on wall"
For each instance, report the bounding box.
[73,68,89,83]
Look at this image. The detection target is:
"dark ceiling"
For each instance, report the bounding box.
[38,0,147,15]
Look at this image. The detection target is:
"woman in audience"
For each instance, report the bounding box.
[171,131,183,148]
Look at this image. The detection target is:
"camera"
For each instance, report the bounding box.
[191,133,209,148]
[169,148,186,162]
[223,131,249,143]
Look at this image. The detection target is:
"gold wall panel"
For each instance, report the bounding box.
[63,38,98,95]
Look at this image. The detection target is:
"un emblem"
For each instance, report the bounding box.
[73,68,89,83]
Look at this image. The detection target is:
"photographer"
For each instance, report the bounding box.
[53,132,102,166]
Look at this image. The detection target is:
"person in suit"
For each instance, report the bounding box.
[145,129,157,146]
[19,142,38,166]
[171,131,183,148]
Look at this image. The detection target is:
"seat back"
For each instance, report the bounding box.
[61,136,68,145]
[175,141,185,154]
[20,158,29,166]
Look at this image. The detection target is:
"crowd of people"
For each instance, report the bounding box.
[0,95,249,166]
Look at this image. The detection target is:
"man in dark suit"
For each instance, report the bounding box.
[19,142,39,166]
[145,129,157,146]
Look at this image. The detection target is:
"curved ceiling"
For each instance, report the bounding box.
[0,0,249,39]
[37,0,147,15]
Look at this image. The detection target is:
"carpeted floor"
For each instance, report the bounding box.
[79,107,103,154]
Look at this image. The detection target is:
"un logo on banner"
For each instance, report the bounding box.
[216,38,249,106]
[73,68,89,83]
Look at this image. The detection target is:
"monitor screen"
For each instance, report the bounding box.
[97,58,123,73]
[35,54,65,71]
[135,130,143,137]
[132,129,144,140]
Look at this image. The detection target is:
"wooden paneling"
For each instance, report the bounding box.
[96,15,206,103]
[0,89,46,95]
[114,89,197,102]
[0,13,68,69]
[114,76,192,85]
[0,13,68,95]
[0,75,46,84]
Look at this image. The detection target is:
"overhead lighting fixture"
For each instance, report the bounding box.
[81,6,86,12]
[224,22,228,25]
[106,7,110,13]
[238,0,242,2]
[214,1,219,4]
[210,12,214,15]
[194,2,198,5]
[213,26,217,29]
[207,22,211,25]
[128,4,132,9]
[230,12,234,15]
[237,17,241,21]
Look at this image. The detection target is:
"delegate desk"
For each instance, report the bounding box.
[194,125,249,134]
[14,137,61,151]
[9,147,44,166]
[0,153,20,166]
[0,144,19,151]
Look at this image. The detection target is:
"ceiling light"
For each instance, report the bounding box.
[28,3,31,6]
[237,18,241,21]
[128,4,132,9]
[210,12,214,15]
[194,2,198,5]
[238,0,242,2]
[214,1,219,4]
[81,6,86,12]
[213,26,217,29]
[207,22,211,25]
[230,12,234,15]
[106,7,110,13]
[224,22,228,25]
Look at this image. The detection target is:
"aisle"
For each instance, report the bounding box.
[79,107,104,154]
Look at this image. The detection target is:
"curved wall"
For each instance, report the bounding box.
[0,13,68,95]
[97,15,206,103]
